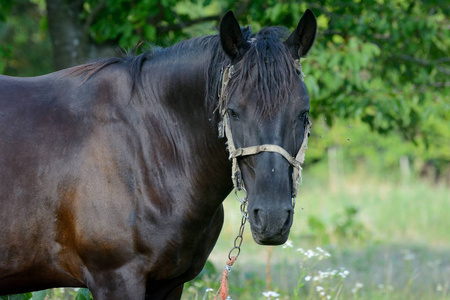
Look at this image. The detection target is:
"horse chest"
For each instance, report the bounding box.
[134,204,225,281]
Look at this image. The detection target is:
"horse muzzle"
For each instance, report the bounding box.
[248,200,294,245]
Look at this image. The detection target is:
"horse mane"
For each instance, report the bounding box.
[66,45,156,85]
[226,26,298,119]
[68,26,297,119]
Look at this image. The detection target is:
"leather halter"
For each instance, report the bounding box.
[217,61,312,200]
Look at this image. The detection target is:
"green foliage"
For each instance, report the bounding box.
[305,1,449,152]
[333,206,369,242]
[223,0,449,168]
[31,290,46,300]
[0,0,51,75]
[85,0,219,47]
[74,289,92,300]
[0,44,12,73]
[1,289,92,300]
[0,293,31,300]
[307,205,370,246]
[0,0,13,22]
[307,215,330,244]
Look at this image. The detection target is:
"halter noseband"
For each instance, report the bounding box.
[218,61,312,202]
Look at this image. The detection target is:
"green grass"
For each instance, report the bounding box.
[184,166,450,300]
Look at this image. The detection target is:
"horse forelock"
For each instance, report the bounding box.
[227,27,298,119]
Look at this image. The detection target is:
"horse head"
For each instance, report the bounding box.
[219,10,317,245]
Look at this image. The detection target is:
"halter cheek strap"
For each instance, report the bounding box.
[218,64,312,200]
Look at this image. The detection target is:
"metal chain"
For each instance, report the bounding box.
[227,188,248,260]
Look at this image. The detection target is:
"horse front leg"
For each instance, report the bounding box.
[165,285,184,300]
[158,284,183,300]
[144,282,185,300]
[86,266,146,300]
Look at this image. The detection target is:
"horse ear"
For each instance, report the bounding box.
[285,9,317,59]
[220,11,249,61]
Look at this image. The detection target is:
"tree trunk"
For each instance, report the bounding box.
[46,0,90,70]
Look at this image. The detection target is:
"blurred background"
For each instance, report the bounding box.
[0,0,448,299]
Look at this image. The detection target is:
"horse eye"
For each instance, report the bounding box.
[299,112,308,120]
[227,108,240,120]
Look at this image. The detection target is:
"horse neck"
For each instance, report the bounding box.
[134,45,233,213]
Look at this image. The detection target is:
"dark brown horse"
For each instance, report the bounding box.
[0,10,317,299]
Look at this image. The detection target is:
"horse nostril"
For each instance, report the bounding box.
[252,208,263,229]
[282,209,293,231]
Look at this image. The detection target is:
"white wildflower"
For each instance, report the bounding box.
[304,275,312,281]
[282,240,293,249]
[402,249,415,261]
[205,288,214,293]
[338,268,349,278]
[352,281,364,293]
[316,247,331,256]
[304,249,317,258]
[316,286,324,292]
[338,272,347,278]
[318,271,329,278]
[262,291,280,298]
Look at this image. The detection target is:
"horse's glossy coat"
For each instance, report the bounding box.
[0,10,316,299]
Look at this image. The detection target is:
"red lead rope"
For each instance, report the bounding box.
[213,192,247,299]
[213,186,248,299]
[213,256,237,300]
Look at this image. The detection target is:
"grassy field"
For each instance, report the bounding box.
[183,165,450,300]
